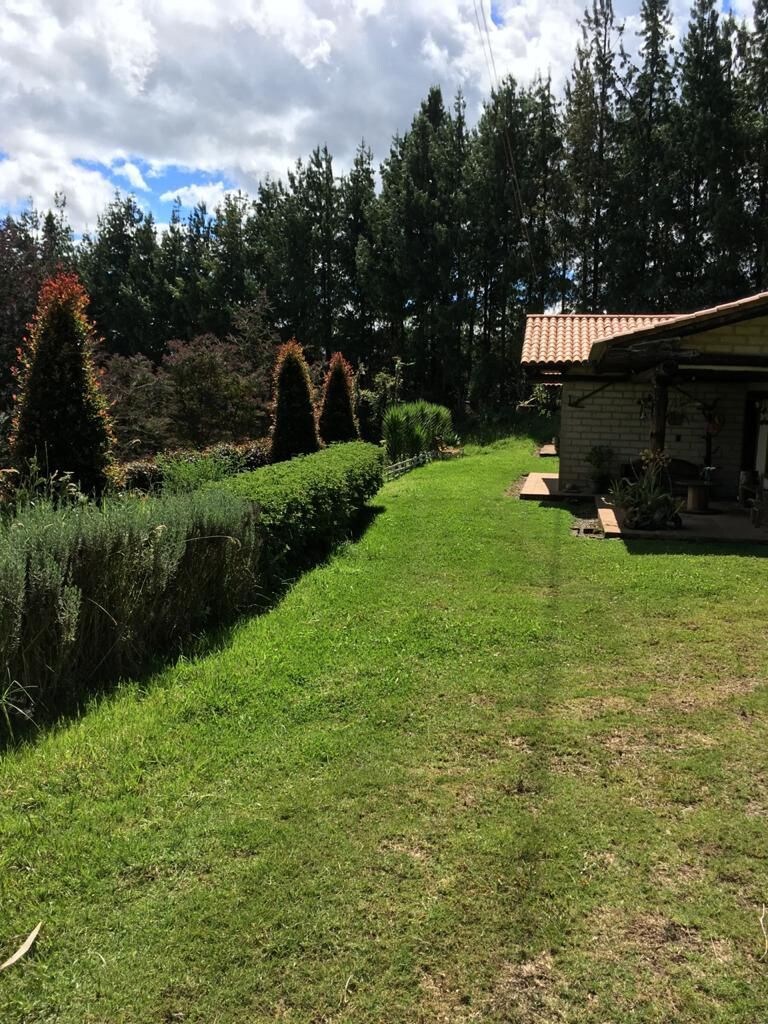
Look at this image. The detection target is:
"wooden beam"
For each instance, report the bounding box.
[650,370,670,451]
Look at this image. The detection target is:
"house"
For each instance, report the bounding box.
[522,291,768,499]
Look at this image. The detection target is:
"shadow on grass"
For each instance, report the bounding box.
[531,496,598,520]
[621,537,768,558]
[505,490,570,951]
[529,497,768,555]
[0,504,385,756]
[460,410,558,448]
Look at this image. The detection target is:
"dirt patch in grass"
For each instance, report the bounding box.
[505,475,527,498]
[602,728,717,761]
[648,676,764,711]
[556,696,637,721]
[379,837,431,862]
[490,953,567,1022]
[418,955,567,1024]
[651,858,709,891]
[504,734,533,754]
[549,750,600,778]
[418,970,480,1024]
[586,908,703,968]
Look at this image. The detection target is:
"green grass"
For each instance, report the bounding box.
[1,434,767,1023]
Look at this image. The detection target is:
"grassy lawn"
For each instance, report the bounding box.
[2,433,767,1023]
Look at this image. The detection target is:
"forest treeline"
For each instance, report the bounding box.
[2,0,768,440]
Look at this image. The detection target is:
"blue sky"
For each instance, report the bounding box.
[0,0,741,231]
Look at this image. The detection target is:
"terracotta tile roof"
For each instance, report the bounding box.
[521,313,676,366]
[523,289,768,367]
[589,288,768,361]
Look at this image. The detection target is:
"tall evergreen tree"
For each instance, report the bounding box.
[270,340,320,462]
[607,0,677,309]
[565,0,622,310]
[11,273,114,493]
[318,352,359,444]
[675,0,749,304]
[746,0,768,288]
[338,142,377,363]
[80,195,162,357]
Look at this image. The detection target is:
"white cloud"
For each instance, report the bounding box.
[0,0,696,228]
[112,160,150,191]
[0,153,115,232]
[159,181,232,208]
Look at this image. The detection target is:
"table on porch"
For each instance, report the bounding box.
[675,478,711,513]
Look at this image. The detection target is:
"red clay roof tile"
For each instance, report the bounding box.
[521,313,676,366]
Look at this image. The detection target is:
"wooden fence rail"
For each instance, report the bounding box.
[384,450,437,482]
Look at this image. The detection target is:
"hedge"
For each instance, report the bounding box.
[0,490,259,724]
[118,437,272,494]
[217,441,384,591]
[0,441,383,732]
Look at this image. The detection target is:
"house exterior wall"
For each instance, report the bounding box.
[558,378,749,496]
[692,317,768,355]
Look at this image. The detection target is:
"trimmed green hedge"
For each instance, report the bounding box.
[0,441,383,731]
[218,441,384,590]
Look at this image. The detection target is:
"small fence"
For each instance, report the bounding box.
[384,450,437,481]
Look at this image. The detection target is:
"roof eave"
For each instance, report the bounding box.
[590,292,768,365]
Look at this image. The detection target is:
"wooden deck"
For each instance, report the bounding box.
[537,443,558,457]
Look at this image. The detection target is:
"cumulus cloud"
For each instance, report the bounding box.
[159,181,232,208]
[112,160,150,191]
[0,0,695,229]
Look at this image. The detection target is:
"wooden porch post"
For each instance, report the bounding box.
[650,370,669,452]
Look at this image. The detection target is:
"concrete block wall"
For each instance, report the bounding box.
[558,379,748,497]
[696,319,768,356]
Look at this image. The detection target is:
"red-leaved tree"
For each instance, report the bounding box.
[318,352,359,444]
[11,272,115,493]
[270,340,319,462]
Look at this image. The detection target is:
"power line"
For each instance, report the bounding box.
[472,0,538,286]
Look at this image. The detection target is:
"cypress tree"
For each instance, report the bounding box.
[10,272,114,494]
[318,352,359,444]
[270,340,320,462]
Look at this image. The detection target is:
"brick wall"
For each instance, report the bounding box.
[559,379,749,496]
[696,318,768,356]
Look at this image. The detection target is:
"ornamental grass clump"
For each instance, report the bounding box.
[10,272,115,495]
[318,352,359,445]
[382,401,455,462]
[270,340,319,462]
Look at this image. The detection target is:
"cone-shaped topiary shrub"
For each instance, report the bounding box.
[270,339,320,462]
[10,272,115,495]
[318,352,359,445]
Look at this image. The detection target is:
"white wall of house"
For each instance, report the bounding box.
[558,379,749,496]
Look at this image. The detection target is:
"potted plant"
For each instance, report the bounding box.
[608,449,684,530]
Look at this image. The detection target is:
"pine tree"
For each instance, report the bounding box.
[746,0,768,287]
[79,195,162,357]
[10,273,114,493]
[270,340,319,462]
[565,0,622,310]
[608,0,677,309]
[338,143,377,363]
[318,352,359,444]
[676,0,749,304]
